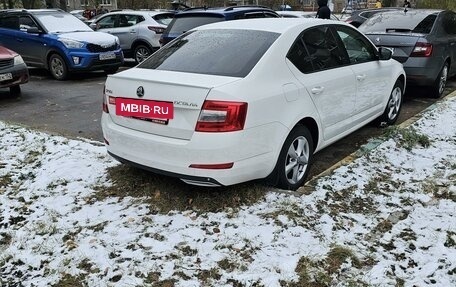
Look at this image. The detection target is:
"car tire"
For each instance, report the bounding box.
[274,125,314,191]
[432,62,449,98]
[48,54,68,80]
[134,44,152,64]
[9,85,21,96]
[375,80,403,126]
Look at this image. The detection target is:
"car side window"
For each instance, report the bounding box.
[301,26,347,71]
[19,16,38,31]
[287,37,314,74]
[97,15,116,29]
[0,16,19,30]
[118,15,138,27]
[334,25,377,64]
[442,12,456,35]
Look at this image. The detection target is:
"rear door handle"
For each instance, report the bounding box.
[16,38,23,42]
[357,74,366,81]
[311,86,324,95]
[129,30,136,34]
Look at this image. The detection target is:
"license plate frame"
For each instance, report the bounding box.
[0,73,13,81]
[115,97,174,120]
[99,52,116,60]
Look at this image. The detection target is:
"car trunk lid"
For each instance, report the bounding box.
[105,68,240,140]
[365,33,425,63]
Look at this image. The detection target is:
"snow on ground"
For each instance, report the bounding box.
[0,96,455,287]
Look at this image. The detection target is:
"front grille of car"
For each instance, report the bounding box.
[0,59,13,69]
[86,43,118,53]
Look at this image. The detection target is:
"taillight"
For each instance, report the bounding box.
[148,26,166,34]
[102,85,108,113]
[410,42,432,57]
[195,100,248,132]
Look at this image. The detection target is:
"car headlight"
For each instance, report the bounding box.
[58,38,84,49]
[13,55,25,65]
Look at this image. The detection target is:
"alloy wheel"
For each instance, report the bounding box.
[284,136,310,185]
[387,86,402,121]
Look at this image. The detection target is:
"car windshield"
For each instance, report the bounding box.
[167,15,224,34]
[359,11,438,34]
[35,13,92,33]
[138,29,279,77]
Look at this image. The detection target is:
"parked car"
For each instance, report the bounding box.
[276,10,340,21]
[0,45,29,95]
[102,18,406,190]
[159,6,280,46]
[345,7,404,27]
[0,9,124,80]
[359,9,456,98]
[91,10,175,63]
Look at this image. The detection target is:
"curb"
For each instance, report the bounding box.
[297,89,456,194]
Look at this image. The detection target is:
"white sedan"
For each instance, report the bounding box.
[101,18,405,190]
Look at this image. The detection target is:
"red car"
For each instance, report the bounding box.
[0,45,29,95]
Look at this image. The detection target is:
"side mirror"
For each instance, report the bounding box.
[89,23,97,30]
[27,27,42,34]
[378,47,393,61]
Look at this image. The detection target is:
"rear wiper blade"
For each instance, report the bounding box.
[386,28,412,33]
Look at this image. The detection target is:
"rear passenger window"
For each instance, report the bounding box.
[287,38,314,74]
[0,16,19,29]
[301,26,347,71]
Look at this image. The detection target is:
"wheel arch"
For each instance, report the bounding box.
[295,117,319,152]
[131,39,153,51]
[45,49,70,70]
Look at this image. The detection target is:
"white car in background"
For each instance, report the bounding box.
[276,10,340,21]
[91,10,174,63]
[101,18,405,190]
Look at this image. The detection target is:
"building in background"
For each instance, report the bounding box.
[66,0,118,12]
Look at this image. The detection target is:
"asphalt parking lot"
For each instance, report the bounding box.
[0,64,455,178]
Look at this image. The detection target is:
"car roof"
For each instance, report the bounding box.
[103,10,174,16]
[193,18,341,34]
[373,9,443,17]
[176,5,276,15]
[276,11,315,16]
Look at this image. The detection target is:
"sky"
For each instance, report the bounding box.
[0,95,455,286]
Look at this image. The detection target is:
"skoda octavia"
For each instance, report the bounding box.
[102,18,406,190]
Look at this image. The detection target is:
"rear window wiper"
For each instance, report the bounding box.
[386,28,412,33]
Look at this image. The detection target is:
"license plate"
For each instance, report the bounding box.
[99,52,116,60]
[116,98,174,119]
[0,73,12,81]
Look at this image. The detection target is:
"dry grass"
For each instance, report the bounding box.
[90,165,269,214]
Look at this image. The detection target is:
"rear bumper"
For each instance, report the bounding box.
[0,63,29,88]
[401,56,442,86]
[101,113,287,186]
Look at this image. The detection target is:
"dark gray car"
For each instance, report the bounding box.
[359,9,456,98]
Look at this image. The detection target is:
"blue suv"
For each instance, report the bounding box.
[160,6,279,46]
[0,9,124,80]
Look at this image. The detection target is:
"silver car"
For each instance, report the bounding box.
[359,9,456,98]
[91,10,174,63]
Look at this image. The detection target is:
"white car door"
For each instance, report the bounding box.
[287,25,357,141]
[333,25,390,122]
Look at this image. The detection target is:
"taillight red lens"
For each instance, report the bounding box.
[148,26,166,34]
[102,86,108,113]
[195,100,247,132]
[411,42,433,57]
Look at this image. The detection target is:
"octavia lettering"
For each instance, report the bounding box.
[116,98,174,119]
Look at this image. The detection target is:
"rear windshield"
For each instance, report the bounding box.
[152,13,174,25]
[166,15,224,34]
[359,12,438,34]
[138,29,279,77]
